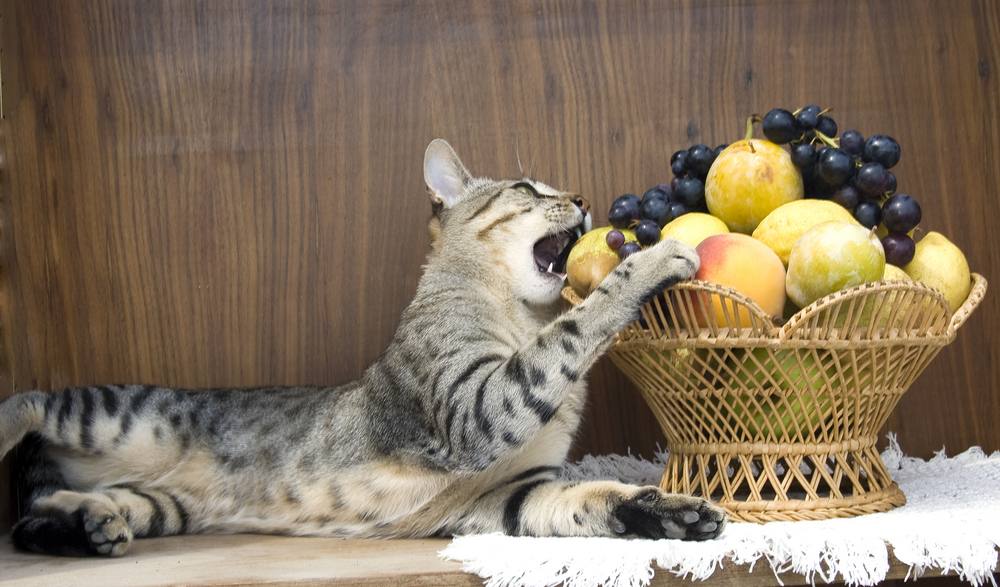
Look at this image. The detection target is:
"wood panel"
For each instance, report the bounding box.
[0,0,998,534]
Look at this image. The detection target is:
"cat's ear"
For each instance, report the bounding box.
[424,139,472,209]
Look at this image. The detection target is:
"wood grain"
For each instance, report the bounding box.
[0,0,998,535]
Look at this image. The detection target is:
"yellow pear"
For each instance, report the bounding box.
[882,264,911,281]
[567,227,636,297]
[753,199,859,265]
[660,212,729,248]
[904,231,971,312]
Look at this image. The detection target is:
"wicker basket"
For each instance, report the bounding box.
[563,273,987,522]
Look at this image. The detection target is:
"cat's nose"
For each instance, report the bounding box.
[570,196,590,214]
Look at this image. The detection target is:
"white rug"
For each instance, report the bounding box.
[440,436,1000,587]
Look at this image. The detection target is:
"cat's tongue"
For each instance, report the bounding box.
[533,233,573,276]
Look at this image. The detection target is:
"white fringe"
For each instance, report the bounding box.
[440,436,1000,587]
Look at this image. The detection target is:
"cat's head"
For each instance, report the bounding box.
[423,139,592,306]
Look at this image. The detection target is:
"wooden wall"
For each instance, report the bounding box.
[1,0,998,531]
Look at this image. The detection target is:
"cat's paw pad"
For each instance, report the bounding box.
[83,509,132,556]
[610,488,726,541]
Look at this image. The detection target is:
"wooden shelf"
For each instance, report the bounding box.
[0,534,980,586]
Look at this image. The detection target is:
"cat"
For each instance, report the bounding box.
[0,139,725,557]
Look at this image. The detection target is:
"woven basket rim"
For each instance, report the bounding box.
[562,273,987,343]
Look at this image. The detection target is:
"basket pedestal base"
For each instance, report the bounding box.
[660,442,907,523]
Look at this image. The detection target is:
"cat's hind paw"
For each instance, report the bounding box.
[610,487,726,541]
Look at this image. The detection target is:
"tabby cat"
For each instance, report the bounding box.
[0,139,724,557]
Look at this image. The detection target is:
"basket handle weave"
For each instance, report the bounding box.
[948,273,988,335]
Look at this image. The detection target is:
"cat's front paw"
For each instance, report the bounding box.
[631,238,700,306]
[608,487,726,541]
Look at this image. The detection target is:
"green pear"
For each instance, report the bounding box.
[904,231,971,312]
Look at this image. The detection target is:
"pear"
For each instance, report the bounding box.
[904,231,971,312]
[567,227,636,297]
[882,264,911,281]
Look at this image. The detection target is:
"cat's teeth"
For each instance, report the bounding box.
[574,227,582,240]
[547,262,555,273]
[584,214,593,232]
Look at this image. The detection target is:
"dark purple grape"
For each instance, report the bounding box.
[608,201,639,229]
[686,144,716,178]
[831,185,861,209]
[840,130,864,155]
[666,202,689,222]
[791,143,816,168]
[795,105,821,130]
[605,230,626,251]
[670,177,680,191]
[805,176,836,198]
[863,135,901,168]
[881,233,916,267]
[817,148,853,186]
[640,197,671,227]
[854,201,882,228]
[884,171,897,195]
[643,187,668,203]
[816,115,838,137]
[714,144,728,157]
[613,193,640,208]
[854,162,888,196]
[762,108,799,144]
[618,241,642,259]
[882,194,922,233]
[671,151,689,176]
[674,177,704,207]
[634,219,661,246]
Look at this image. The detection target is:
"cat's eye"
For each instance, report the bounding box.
[511,181,542,198]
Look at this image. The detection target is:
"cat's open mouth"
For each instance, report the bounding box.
[533,223,585,280]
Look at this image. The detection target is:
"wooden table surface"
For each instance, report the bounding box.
[0,534,980,587]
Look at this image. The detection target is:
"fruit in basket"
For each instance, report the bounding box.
[705,139,803,234]
[660,212,729,248]
[883,264,911,281]
[567,226,637,296]
[734,349,833,437]
[752,200,858,265]
[904,231,971,312]
[694,233,786,326]
[785,221,885,308]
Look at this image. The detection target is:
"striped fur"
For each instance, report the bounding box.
[0,140,724,557]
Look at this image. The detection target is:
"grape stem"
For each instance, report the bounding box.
[814,130,840,149]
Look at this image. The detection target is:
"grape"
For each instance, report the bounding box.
[608,201,639,228]
[640,197,671,227]
[840,130,864,156]
[612,193,640,209]
[618,241,642,259]
[762,108,799,144]
[863,135,901,168]
[671,151,689,176]
[881,233,916,267]
[791,143,816,168]
[670,177,680,192]
[854,162,888,196]
[666,202,689,222]
[817,148,853,186]
[643,187,668,203]
[606,230,625,250]
[674,177,705,207]
[634,220,661,246]
[884,171,897,195]
[816,115,838,137]
[882,194,922,233]
[831,185,860,209]
[714,144,728,157]
[854,201,882,228]
[686,144,716,178]
[795,104,821,130]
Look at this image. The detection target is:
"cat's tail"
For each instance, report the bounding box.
[0,391,48,461]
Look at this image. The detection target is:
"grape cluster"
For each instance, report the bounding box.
[670,143,726,213]
[761,105,921,266]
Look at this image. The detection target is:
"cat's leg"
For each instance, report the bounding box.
[428,238,700,472]
[12,485,190,557]
[453,474,725,540]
